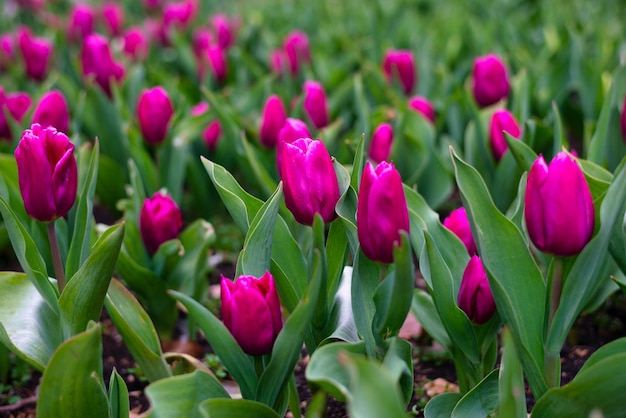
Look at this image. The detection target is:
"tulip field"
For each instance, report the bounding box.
[0,0,625,417]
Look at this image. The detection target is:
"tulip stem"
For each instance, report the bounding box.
[545,257,563,388]
[47,222,66,294]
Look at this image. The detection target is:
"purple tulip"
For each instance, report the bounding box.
[260,95,287,149]
[269,49,287,76]
[122,27,150,61]
[303,81,329,130]
[67,3,96,42]
[0,88,31,141]
[0,33,14,72]
[81,34,125,97]
[472,54,510,108]
[136,87,174,145]
[139,191,184,255]
[408,95,435,124]
[32,90,70,134]
[368,123,393,164]
[489,109,521,162]
[281,138,340,225]
[276,118,312,177]
[15,124,77,222]
[458,255,496,324]
[101,2,125,37]
[443,207,477,255]
[210,13,237,50]
[524,152,595,257]
[202,46,227,83]
[283,31,310,76]
[203,120,222,152]
[357,161,410,264]
[192,28,213,58]
[382,50,416,96]
[17,27,53,82]
[221,272,283,356]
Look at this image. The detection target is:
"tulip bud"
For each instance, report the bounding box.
[303,81,329,130]
[0,88,31,141]
[408,95,435,124]
[524,152,595,257]
[0,34,14,72]
[259,95,287,149]
[191,101,209,116]
[81,34,125,96]
[32,90,70,134]
[269,49,287,76]
[221,272,283,356]
[283,31,310,76]
[276,118,312,177]
[15,124,77,222]
[443,207,477,255]
[136,86,174,146]
[17,27,53,82]
[357,161,410,264]
[163,0,198,36]
[139,191,184,255]
[458,255,496,324]
[282,138,340,225]
[122,27,150,61]
[101,2,125,37]
[621,96,626,144]
[210,13,237,50]
[192,28,213,58]
[68,3,96,42]
[205,46,227,83]
[489,109,521,162]
[472,54,510,108]
[368,123,393,163]
[382,50,416,96]
[203,120,222,152]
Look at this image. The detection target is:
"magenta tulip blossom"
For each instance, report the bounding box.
[368,123,394,164]
[0,88,31,141]
[136,86,174,145]
[443,207,477,255]
[17,26,53,82]
[139,191,184,255]
[67,3,96,42]
[32,90,70,134]
[81,33,124,96]
[259,95,287,149]
[489,109,521,162]
[472,54,510,108]
[101,2,125,37]
[303,81,329,130]
[203,120,222,152]
[458,255,497,324]
[382,50,416,96]
[283,30,310,76]
[276,118,312,177]
[408,95,436,124]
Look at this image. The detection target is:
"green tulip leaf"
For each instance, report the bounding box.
[351,249,379,357]
[395,105,432,184]
[497,328,526,418]
[578,337,626,375]
[505,130,538,172]
[424,393,463,418]
[450,369,499,418]
[158,131,190,204]
[37,324,109,418]
[381,337,414,405]
[417,147,454,210]
[238,132,278,199]
[325,218,349,303]
[550,102,568,156]
[200,398,281,418]
[109,368,130,418]
[411,289,451,349]
[144,369,230,418]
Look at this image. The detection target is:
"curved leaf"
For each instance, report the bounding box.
[451,369,499,418]
[200,399,281,418]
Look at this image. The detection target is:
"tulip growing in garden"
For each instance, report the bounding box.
[276,118,312,176]
[382,49,416,95]
[67,3,96,42]
[283,30,311,76]
[140,191,184,255]
[220,272,283,356]
[203,120,222,152]
[0,33,14,71]
[368,122,394,163]
[303,81,329,129]
[81,33,125,96]
[136,86,174,145]
[259,95,287,149]
[32,90,70,134]
[281,138,340,225]
[210,13,237,50]
[489,108,521,162]
[524,152,595,257]
[457,255,496,324]
[17,26,53,82]
[408,95,436,123]
[357,161,409,264]
[101,2,125,37]
[0,88,31,141]
[443,207,477,255]
[122,27,150,61]
[204,46,227,83]
[472,53,510,108]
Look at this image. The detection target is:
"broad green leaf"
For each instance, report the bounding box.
[411,289,451,349]
[381,337,414,405]
[424,393,463,418]
[145,370,230,418]
[505,130,538,172]
[550,102,567,157]
[498,328,526,418]
[238,132,278,199]
[105,279,172,383]
[200,399,281,418]
[59,223,124,338]
[578,337,626,375]
[395,106,432,184]
[158,133,190,204]
[451,150,548,398]
[109,369,130,418]
[0,272,61,370]
[325,219,349,302]
[37,324,109,418]
[417,149,454,210]
[351,250,379,357]
[450,369,499,418]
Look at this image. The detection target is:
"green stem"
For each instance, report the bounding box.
[47,221,66,294]
[545,257,563,388]
[253,355,265,379]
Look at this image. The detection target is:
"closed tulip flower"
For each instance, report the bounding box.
[210,13,237,50]
[136,86,174,145]
[489,109,521,162]
[276,118,312,177]
[382,49,416,96]
[472,54,510,108]
[458,255,496,324]
[260,95,287,149]
[283,31,310,76]
[203,120,222,152]
[17,27,53,82]
[408,95,435,124]
[524,152,595,257]
[140,191,184,255]
[101,2,125,37]
[67,3,95,42]
[270,49,287,76]
[357,161,410,264]
[368,123,394,164]
[0,33,14,71]
[303,81,329,130]
[0,88,31,141]
[282,138,340,225]
[206,46,227,83]
[443,207,477,255]
[122,27,149,61]
[221,272,283,356]
[15,124,77,222]
[81,34,124,96]
[32,90,70,134]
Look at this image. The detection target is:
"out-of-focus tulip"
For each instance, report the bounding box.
[203,120,222,152]
[221,272,282,356]
[81,34,125,96]
[0,88,31,141]
[32,90,70,134]
[303,81,329,130]
[210,13,237,50]
[101,2,125,37]
[163,0,198,33]
[458,255,496,324]
[489,109,521,162]
[0,34,14,71]
[191,101,209,116]
[276,118,312,177]
[15,124,77,222]
[67,3,95,42]
[472,53,510,108]
[281,138,340,225]
[283,31,310,76]
[122,27,149,61]
[357,161,410,264]
[17,27,53,82]
[443,207,477,255]
[259,95,287,149]
[192,28,212,58]
[139,191,183,255]
[408,95,435,124]
[382,49,416,96]
[142,0,163,12]
[15,0,44,10]
[621,96,626,144]
[203,46,227,83]
[136,87,174,145]
[368,123,393,163]
[269,49,287,76]
[524,152,595,257]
